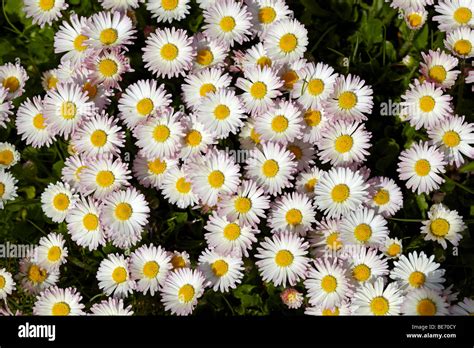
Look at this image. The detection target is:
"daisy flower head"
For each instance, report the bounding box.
[133,109,184,159]
[195,88,246,139]
[0,142,19,170]
[268,191,316,236]
[169,250,191,270]
[304,257,352,308]
[255,232,310,287]
[388,0,433,10]
[71,112,125,158]
[317,120,372,166]
[160,268,207,316]
[202,0,253,47]
[0,268,15,300]
[390,251,446,292]
[191,33,229,71]
[434,0,474,32]
[99,0,143,11]
[305,302,352,316]
[85,47,133,90]
[402,288,449,315]
[246,0,293,37]
[80,155,131,199]
[187,150,241,206]
[445,26,474,58]
[180,114,218,160]
[130,244,172,296]
[351,278,404,316]
[204,212,258,257]
[182,67,232,110]
[142,27,195,79]
[314,167,369,219]
[198,248,244,292]
[382,237,403,259]
[23,0,68,28]
[280,288,304,309]
[118,79,172,130]
[287,139,316,171]
[72,69,112,111]
[245,141,297,196]
[344,245,389,284]
[239,119,263,150]
[17,257,59,295]
[308,218,344,258]
[278,58,307,92]
[366,176,404,217]
[161,165,199,209]
[421,204,466,249]
[263,18,309,64]
[90,297,134,316]
[147,0,191,23]
[339,207,389,249]
[292,62,338,109]
[66,196,106,251]
[236,65,283,116]
[427,115,474,167]
[404,7,428,30]
[0,87,12,128]
[451,297,474,315]
[43,82,95,139]
[61,154,89,192]
[325,74,374,122]
[420,49,460,89]
[97,253,135,298]
[41,181,78,223]
[254,99,304,144]
[33,232,68,271]
[295,167,325,198]
[102,187,150,249]
[54,14,92,65]
[33,286,84,316]
[133,154,178,189]
[237,42,275,71]
[41,69,60,92]
[0,170,18,209]
[300,106,331,143]
[397,141,447,194]
[83,11,136,51]
[0,62,29,100]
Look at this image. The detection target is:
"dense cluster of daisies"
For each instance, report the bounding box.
[0,0,473,316]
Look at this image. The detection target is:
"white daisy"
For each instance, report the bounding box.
[278,58,307,92]
[23,0,68,28]
[161,166,199,209]
[17,257,60,295]
[96,253,136,298]
[16,96,55,148]
[179,114,218,160]
[33,233,68,271]
[41,181,77,223]
[41,69,60,92]
[263,18,308,64]
[132,154,178,189]
[33,286,85,316]
[0,142,19,170]
[237,42,275,70]
[300,107,331,143]
[54,14,92,65]
[147,0,191,23]
[85,47,133,90]
[90,297,134,315]
[286,139,316,172]
[345,245,389,284]
[295,167,326,198]
[99,0,143,11]
[0,268,15,300]
[191,32,228,71]
[198,248,244,292]
[305,302,351,316]
[420,49,460,89]
[0,170,18,209]
[434,0,474,32]
[308,218,344,259]
[169,250,191,270]
[239,119,262,150]
[402,288,449,315]
[421,204,466,249]
[0,87,12,128]
[73,68,112,111]
[382,237,403,259]
[339,207,389,248]
[351,278,404,316]
[366,176,404,218]
[388,0,433,11]
[61,154,89,192]
[404,7,428,30]
[444,26,474,58]
[246,0,293,37]
[83,11,136,50]
[0,62,29,100]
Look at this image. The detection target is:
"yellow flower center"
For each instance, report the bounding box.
[326,232,342,250]
[39,0,55,11]
[334,134,354,153]
[52,302,70,316]
[175,177,191,194]
[454,39,472,56]
[99,28,118,45]
[354,223,372,242]
[373,189,390,205]
[47,246,61,262]
[288,145,303,160]
[60,101,77,120]
[271,115,289,133]
[2,76,19,92]
[211,259,229,277]
[96,170,115,188]
[213,104,230,120]
[279,33,298,53]
[33,113,46,129]
[352,264,371,282]
[414,159,431,176]
[430,218,450,237]
[160,43,179,61]
[274,249,294,267]
[417,298,436,316]
[98,58,118,77]
[136,98,154,116]
[223,223,241,240]
[53,193,70,211]
[115,202,133,221]
[0,275,5,289]
[162,0,178,10]
[153,125,170,142]
[453,7,472,24]
[234,197,252,214]
[285,208,302,226]
[83,213,99,231]
[322,307,340,316]
[282,70,299,89]
[304,178,317,192]
[82,82,97,99]
[428,65,447,83]
[178,284,195,303]
[442,130,461,147]
[419,95,435,112]
[73,34,88,51]
[90,130,107,147]
[304,109,321,127]
[259,7,277,24]
[338,91,357,109]
[407,13,423,28]
[321,275,337,293]
[171,255,186,269]
[143,261,160,278]
[199,83,216,97]
[408,271,426,288]
[331,184,350,203]
[196,49,214,66]
[112,266,127,283]
[370,296,389,316]
[28,265,48,283]
[219,16,236,32]
[262,159,279,178]
[308,79,324,96]
[387,243,401,257]
[148,158,167,175]
[257,56,272,68]
[250,81,267,99]
[250,128,261,144]
[0,150,14,166]
[208,170,225,188]
[0,183,4,198]
[185,130,202,147]
[47,76,58,90]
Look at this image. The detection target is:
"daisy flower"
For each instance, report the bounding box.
[445,27,474,58]
[300,107,330,143]
[181,67,232,110]
[0,62,29,100]
[314,167,369,219]
[160,268,207,316]
[339,207,389,248]
[133,109,184,159]
[85,48,132,90]
[434,0,474,32]
[280,288,304,309]
[61,154,88,191]
[96,253,135,298]
[204,212,258,257]
[187,150,241,206]
[263,18,308,64]
[317,120,372,166]
[71,112,125,158]
[305,302,351,316]
[366,176,404,217]
[295,167,325,198]
[308,218,344,258]
[17,257,59,295]
[169,250,191,270]
[195,88,246,139]
[268,192,316,236]
[191,33,228,71]
[325,74,374,122]
[255,232,310,287]
[73,69,112,111]
[237,42,275,70]
[397,141,447,194]
[198,248,244,292]
[382,237,403,259]
[179,114,218,159]
[239,119,262,150]
[292,62,338,109]
[351,278,404,316]
[33,286,84,316]
[304,258,352,308]
[345,246,389,284]
[66,197,106,251]
[43,82,95,139]
[0,142,19,170]
[0,87,12,128]
[202,0,253,47]
[33,233,68,271]
[54,14,92,65]
[421,204,466,249]
[287,138,316,171]
[147,0,191,23]
[390,251,446,292]
[41,69,60,92]
[161,166,199,209]
[279,58,307,92]
[130,244,172,296]
[0,268,15,300]
[83,11,136,50]
[451,297,474,315]
[90,297,134,315]
[246,0,293,37]
[420,49,460,89]
[118,79,171,129]
[0,170,18,209]
[404,7,428,30]
[245,141,297,196]
[80,156,131,199]
[402,288,449,315]
[41,182,77,223]
[142,27,195,79]
[23,0,68,28]
[254,99,304,144]
[133,154,178,189]
[102,188,150,249]
[236,66,283,115]
[427,115,474,167]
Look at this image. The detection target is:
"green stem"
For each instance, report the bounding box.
[26,219,47,235]
[2,0,23,36]
[222,294,235,316]
[69,256,96,273]
[388,217,424,222]
[443,174,474,194]
[399,31,415,58]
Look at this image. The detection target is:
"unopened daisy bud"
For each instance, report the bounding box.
[281,288,303,309]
